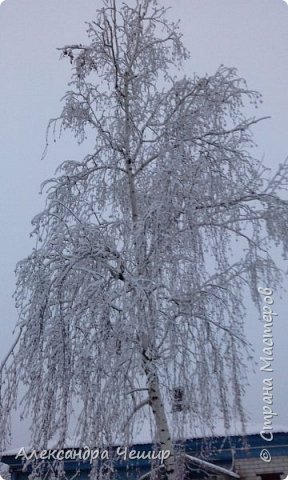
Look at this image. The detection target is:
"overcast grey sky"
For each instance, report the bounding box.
[0,0,288,448]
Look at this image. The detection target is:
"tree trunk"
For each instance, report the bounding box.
[142,350,176,480]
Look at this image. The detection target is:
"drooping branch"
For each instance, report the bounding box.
[183,454,240,479]
[0,326,23,375]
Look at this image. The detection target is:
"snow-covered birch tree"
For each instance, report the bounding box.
[1,1,288,479]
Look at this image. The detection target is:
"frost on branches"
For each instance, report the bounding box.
[1,1,288,480]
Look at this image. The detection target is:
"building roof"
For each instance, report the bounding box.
[2,432,288,480]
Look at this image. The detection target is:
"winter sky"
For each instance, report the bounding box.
[0,0,288,448]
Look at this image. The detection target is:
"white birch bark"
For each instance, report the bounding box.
[142,349,176,480]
